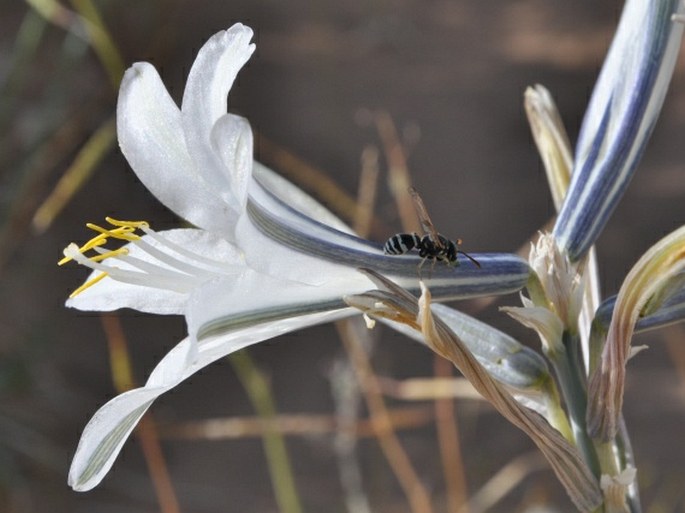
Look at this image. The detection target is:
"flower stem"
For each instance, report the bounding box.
[230,350,304,513]
[548,331,600,477]
[541,376,574,443]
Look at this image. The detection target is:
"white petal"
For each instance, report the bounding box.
[181,25,256,215]
[117,63,234,235]
[185,272,370,340]
[69,308,353,491]
[502,305,564,354]
[238,178,372,287]
[252,162,354,235]
[68,386,161,491]
[137,228,243,271]
[211,114,253,210]
[66,272,187,314]
[66,229,241,314]
[235,212,366,287]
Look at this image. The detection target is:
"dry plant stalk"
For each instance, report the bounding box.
[345,269,602,512]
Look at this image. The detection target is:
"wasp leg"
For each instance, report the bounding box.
[415,256,438,280]
[429,257,437,278]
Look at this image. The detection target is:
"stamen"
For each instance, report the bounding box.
[79,236,109,253]
[65,242,195,294]
[69,272,108,298]
[138,224,239,272]
[104,217,150,229]
[61,217,231,298]
[85,223,141,242]
[58,254,74,266]
[58,220,135,266]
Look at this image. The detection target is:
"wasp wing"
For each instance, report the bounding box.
[408,187,445,250]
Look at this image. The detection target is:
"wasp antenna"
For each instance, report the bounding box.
[458,251,481,268]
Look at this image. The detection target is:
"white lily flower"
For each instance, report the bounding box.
[63,23,531,491]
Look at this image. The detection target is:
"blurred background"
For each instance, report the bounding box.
[1,0,684,512]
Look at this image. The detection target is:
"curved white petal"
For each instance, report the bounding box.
[235,211,366,287]
[237,177,370,287]
[211,114,253,210]
[252,162,354,235]
[68,308,352,492]
[68,386,161,491]
[117,63,234,236]
[181,25,255,215]
[66,229,242,314]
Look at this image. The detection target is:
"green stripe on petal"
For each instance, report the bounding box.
[69,399,154,491]
[553,0,684,261]
[69,307,357,492]
[241,175,531,298]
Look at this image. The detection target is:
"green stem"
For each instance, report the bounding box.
[230,350,304,513]
[616,417,642,513]
[541,376,574,443]
[588,323,642,512]
[548,331,601,478]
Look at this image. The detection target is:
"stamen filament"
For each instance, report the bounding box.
[94,247,200,285]
[131,236,227,278]
[138,225,239,272]
[66,245,195,293]
[61,217,231,298]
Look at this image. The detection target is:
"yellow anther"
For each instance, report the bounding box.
[69,272,108,298]
[105,217,150,229]
[59,236,112,266]
[60,218,151,298]
[86,223,141,242]
[88,247,129,263]
[79,235,109,253]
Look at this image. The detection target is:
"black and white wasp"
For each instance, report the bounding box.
[383,187,480,269]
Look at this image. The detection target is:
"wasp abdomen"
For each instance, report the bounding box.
[384,233,421,255]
